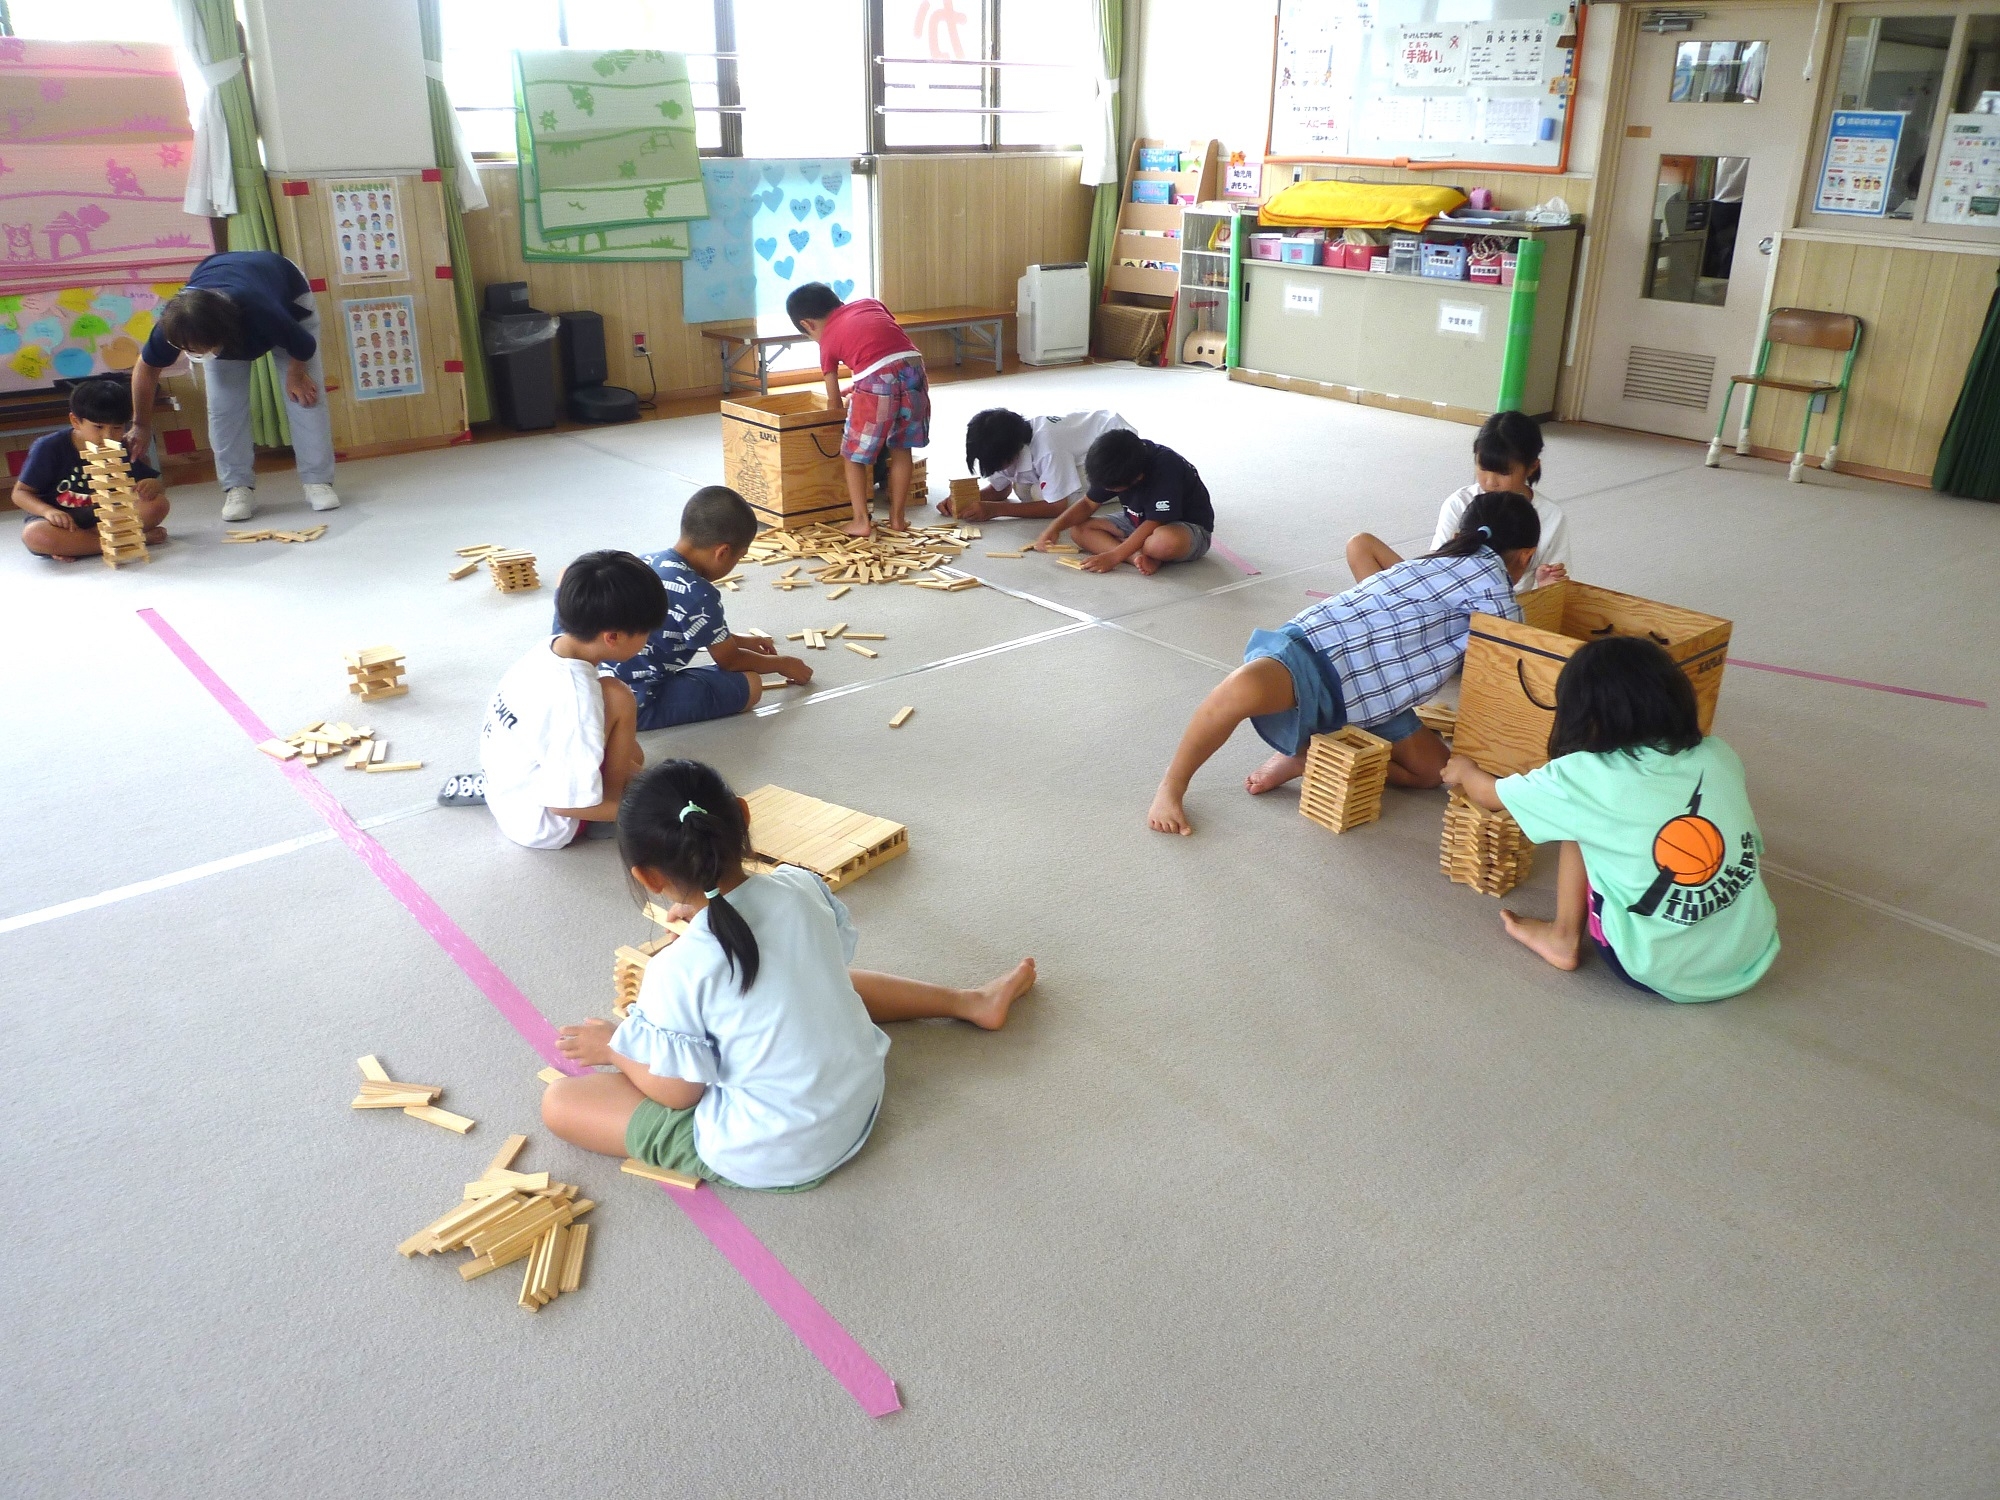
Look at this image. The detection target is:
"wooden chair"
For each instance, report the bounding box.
[1707,308,1861,482]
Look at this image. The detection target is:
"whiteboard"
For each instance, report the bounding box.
[1268,0,1583,171]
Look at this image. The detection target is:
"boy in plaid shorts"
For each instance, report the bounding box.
[786,282,928,538]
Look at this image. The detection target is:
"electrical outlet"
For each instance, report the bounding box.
[1292,165,1303,183]
[632,332,649,356]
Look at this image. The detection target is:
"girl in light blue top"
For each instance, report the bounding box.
[545,759,1036,1190]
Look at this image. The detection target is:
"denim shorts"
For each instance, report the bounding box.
[635,665,752,732]
[1241,625,1424,756]
[1104,510,1212,562]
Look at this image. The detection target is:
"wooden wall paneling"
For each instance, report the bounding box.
[1889,249,1958,477]
[1913,252,1994,472]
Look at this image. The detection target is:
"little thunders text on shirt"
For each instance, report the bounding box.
[488,694,519,733]
[1657,833,1759,927]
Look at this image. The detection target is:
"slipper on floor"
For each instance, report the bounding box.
[437,772,486,806]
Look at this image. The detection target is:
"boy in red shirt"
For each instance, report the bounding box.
[785,283,928,537]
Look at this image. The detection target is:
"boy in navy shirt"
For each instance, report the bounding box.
[16,379,168,561]
[1032,428,1214,575]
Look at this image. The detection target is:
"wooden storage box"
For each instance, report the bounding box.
[721,390,850,530]
[1454,580,1731,777]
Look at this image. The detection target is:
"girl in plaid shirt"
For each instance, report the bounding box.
[1148,492,1540,836]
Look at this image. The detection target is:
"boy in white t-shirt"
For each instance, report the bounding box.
[944,407,1133,522]
[1346,411,1570,595]
[476,551,668,850]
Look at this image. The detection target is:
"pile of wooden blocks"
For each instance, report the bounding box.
[611,905,690,1018]
[345,645,408,702]
[1298,727,1393,833]
[744,783,907,891]
[1415,702,1458,741]
[1441,790,1534,897]
[350,1055,475,1133]
[254,719,419,771]
[224,526,327,544]
[449,544,540,593]
[743,523,982,592]
[81,439,148,568]
[784,622,887,657]
[397,1134,594,1311]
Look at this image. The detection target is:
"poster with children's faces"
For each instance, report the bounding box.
[329,179,409,283]
[341,295,423,401]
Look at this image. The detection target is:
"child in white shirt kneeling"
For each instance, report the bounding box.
[947,407,1133,521]
[543,759,1037,1190]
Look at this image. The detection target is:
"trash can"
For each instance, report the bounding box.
[481,282,560,431]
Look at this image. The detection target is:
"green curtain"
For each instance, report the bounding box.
[1085,0,1125,304]
[418,0,492,423]
[1932,267,2000,501]
[186,0,290,446]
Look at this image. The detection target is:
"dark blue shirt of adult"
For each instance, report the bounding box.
[139,252,317,367]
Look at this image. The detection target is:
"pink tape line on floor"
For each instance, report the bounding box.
[1726,657,1986,709]
[1210,540,1260,576]
[137,607,902,1420]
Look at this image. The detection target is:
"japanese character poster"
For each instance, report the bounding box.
[329,179,409,284]
[341,295,423,401]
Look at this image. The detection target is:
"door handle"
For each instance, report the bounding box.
[1757,235,1775,255]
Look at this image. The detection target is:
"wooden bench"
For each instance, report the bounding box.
[701,305,1009,395]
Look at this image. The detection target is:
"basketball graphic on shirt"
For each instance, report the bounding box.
[1653,813,1725,886]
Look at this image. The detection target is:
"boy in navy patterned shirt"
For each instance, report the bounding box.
[608,486,812,729]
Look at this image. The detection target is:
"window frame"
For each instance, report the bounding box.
[866,0,1085,155]
[1795,0,2000,242]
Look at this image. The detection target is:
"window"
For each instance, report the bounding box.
[441,0,866,159]
[1802,3,2000,238]
[870,0,1090,152]
[5,0,179,44]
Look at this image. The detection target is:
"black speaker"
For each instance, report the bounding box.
[556,310,609,389]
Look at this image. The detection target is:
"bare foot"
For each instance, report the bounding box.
[887,514,906,534]
[1501,910,1582,971]
[1147,785,1193,835]
[1245,752,1306,795]
[1133,553,1160,576]
[144,526,168,544]
[959,957,1036,1030]
[842,519,875,539]
[45,550,79,563]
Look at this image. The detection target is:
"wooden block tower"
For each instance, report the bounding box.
[81,440,149,568]
[345,645,409,702]
[486,549,541,593]
[1297,727,1392,833]
[1440,790,1534,897]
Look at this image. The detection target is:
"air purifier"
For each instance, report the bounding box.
[1016,262,1090,366]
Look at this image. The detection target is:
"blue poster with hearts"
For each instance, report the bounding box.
[681,158,861,325]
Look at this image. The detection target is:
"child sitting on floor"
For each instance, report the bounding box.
[474,551,666,850]
[946,407,1133,521]
[1442,636,1779,1002]
[1148,491,1538,835]
[785,282,928,538]
[16,379,169,561]
[1346,411,1569,593]
[1033,428,1213,575]
[603,485,811,730]
[543,759,1037,1190]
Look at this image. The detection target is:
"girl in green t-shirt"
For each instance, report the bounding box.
[1442,636,1779,1003]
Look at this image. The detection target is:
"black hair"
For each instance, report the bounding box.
[155,287,241,354]
[554,550,669,639]
[1084,428,1148,491]
[681,485,758,550]
[1547,636,1703,759]
[1423,489,1540,561]
[69,377,132,425]
[784,281,843,330]
[1473,410,1544,485]
[965,408,1033,478]
[618,759,760,992]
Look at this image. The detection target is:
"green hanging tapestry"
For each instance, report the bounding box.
[1932,268,2000,502]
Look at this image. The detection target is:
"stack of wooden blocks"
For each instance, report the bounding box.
[486,549,540,593]
[81,439,148,568]
[1440,790,1534,897]
[350,1055,475,1133]
[744,784,907,891]
[345,646,408,702]
[397,1133,593,1311]
[742,522,980,591]
[1297,727,1392,833]
[1414,701,1458,741]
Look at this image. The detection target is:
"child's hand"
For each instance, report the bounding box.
[739,635,779,656]
[1535,563,1568,586]
[557,1018,617,1066]
[1081,551,1121,573]
[1440,754,1473,789]
[43,509,76,531]
[1030,534,1058,552]
[778,655,813,684]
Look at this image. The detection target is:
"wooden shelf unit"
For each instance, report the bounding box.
[1104,138,1219,305]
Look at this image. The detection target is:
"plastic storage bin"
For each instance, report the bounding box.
[1278,233,1324,264]
[1386,234,1422,276]
[1420,242,1469,280]
[1248,234,1283,261]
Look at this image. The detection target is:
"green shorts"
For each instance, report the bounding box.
[625,1098,827,1193]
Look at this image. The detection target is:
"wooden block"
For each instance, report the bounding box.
[1056,557,1089,570]
[257,739,300,760]
[364,761,424,773]
[889,706,915,728]
[537,1066,565,1083]
[360,1079,443,1101]
[403,1104,475,1133]
[760,673,788,689]
[824,622,847,638]
[481,1133,529,1177]
[845,632,886,640]
[786,631,806,641]
[400,1192,519,1256]
[357,1055,391,1082]
[344,743,371,769]
[558,1222,589,1292]
[448,560,480,580]
[844,642,878,659]
[620,1158,701,1190]
[826,585,851,601]
[352,1091,436,1108]
[519,1235,546,1310]
[473,1169,551,1193]
[986,550,1023,558]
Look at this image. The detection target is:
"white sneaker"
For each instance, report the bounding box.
[221,487,255,522]
[304,483,341,512]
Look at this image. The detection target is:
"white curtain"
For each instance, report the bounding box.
[423,61,490,212]
[1080,0,1121,188]
[173,0,239,218]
